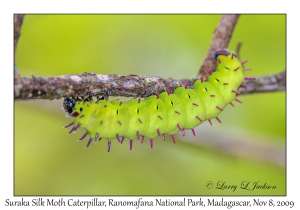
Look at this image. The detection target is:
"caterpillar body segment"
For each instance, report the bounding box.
[122,99,150,139]
[63,49,250,151]
[207,71,238,104]
[173,87,207,129]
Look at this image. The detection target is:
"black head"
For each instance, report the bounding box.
[63,97,78,117]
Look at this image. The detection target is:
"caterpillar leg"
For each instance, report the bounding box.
[146,84,166,97]
[83,91,93,102]
[96,89,111,101]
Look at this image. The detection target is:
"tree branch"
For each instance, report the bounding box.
[14,70,286,100]
[14,14,25,55]
[198,14,240,77]
[14,14,25,88]
[239,69,286,95]
[14,73,191,100]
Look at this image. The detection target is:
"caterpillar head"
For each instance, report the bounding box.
[63,97,79,117]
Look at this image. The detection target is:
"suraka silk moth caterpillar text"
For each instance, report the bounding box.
[63,49,253,152]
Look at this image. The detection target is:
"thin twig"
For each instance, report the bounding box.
[14,14,25,87]
[14,14,25,55]
[198,14,240,77]
[239,69,286,95]
[236,42,243,59]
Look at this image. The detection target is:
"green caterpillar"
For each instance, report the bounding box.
[63,49,253,152]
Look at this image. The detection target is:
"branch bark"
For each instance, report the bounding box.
[14,73,189,100]
[14,71,286,100]
[240,70,286,95]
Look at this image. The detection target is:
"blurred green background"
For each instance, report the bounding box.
[15,15,286,195]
